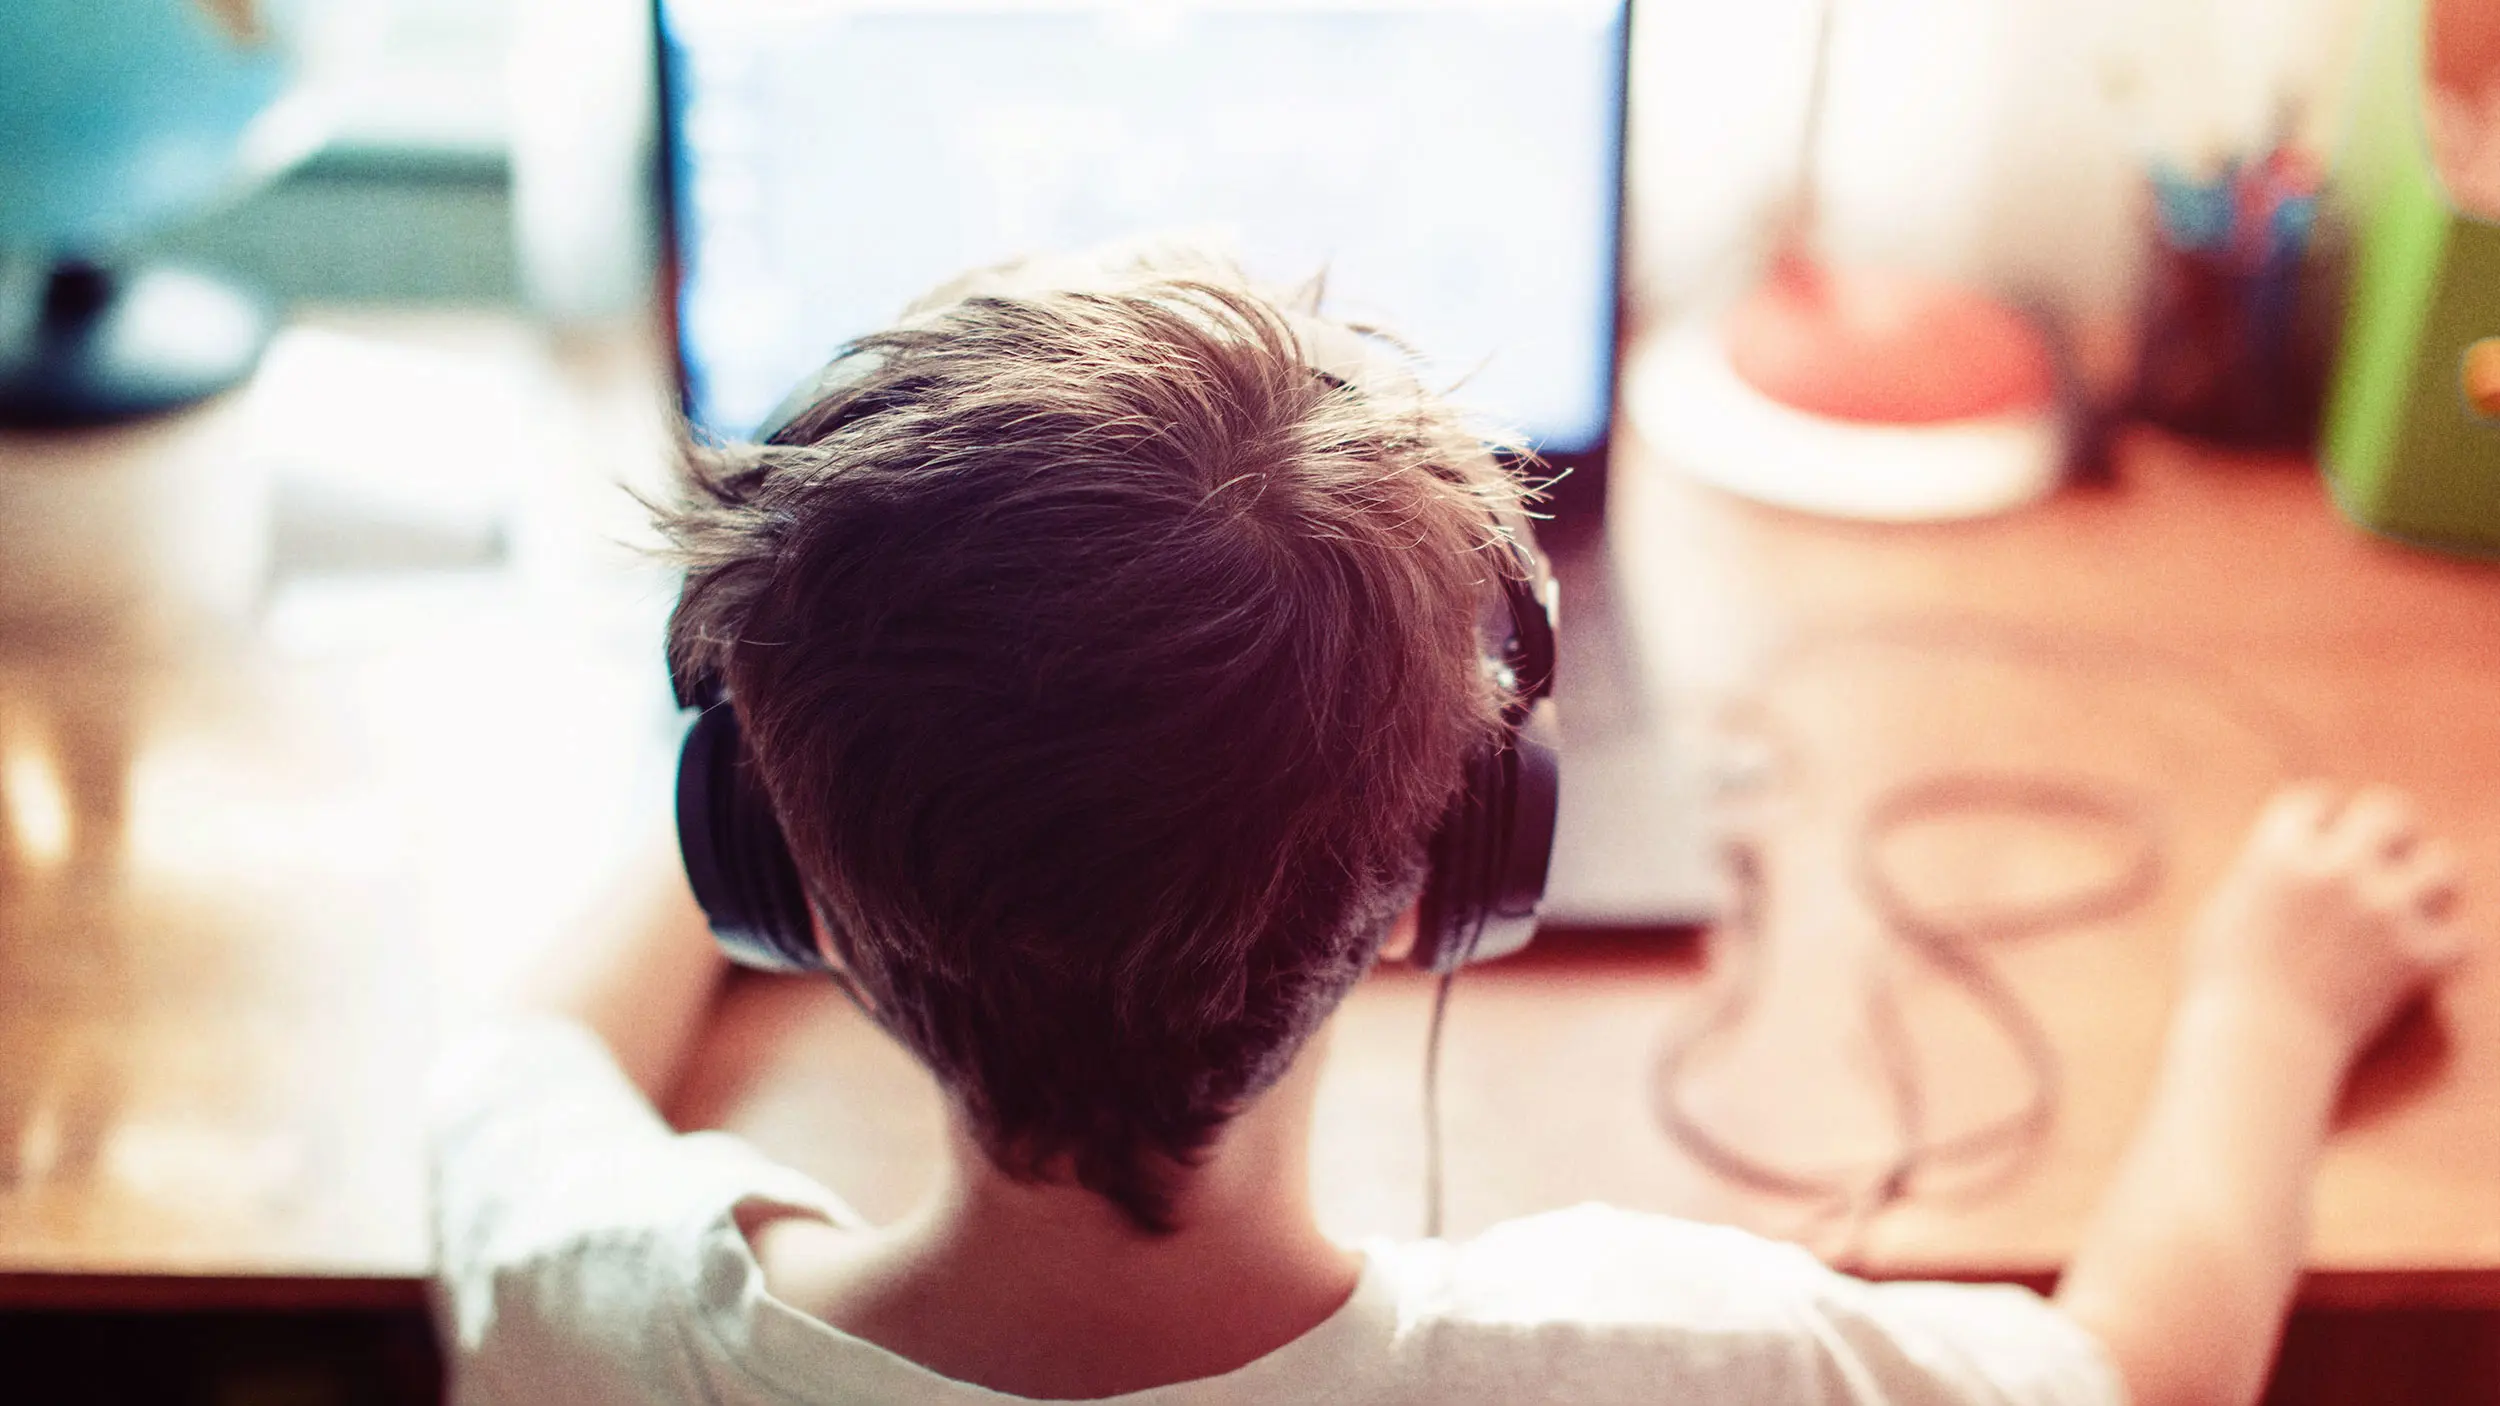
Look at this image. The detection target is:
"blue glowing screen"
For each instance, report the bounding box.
[660,0,1626,453]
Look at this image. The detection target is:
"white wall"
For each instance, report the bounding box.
[1626,0,2373,327]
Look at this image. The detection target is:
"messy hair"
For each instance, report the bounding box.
[657,259,1525,1230]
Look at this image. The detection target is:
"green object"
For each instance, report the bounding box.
[2320,0,2500,552]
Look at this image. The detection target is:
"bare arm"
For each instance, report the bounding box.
[523,837,731,1104]
[2056,785,2468,1406]
[2054,985,2341,1406]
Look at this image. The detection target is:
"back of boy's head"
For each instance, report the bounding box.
[659,254,1527,1231]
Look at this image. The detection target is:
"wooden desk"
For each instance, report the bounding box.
[680,427,2500,1309]
[1605,428,2500,1305]
[4,310,2497,1318]
[0,312,681,1308]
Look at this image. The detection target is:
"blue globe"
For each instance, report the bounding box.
[0,0,310,254]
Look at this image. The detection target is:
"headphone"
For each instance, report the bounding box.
[675,361,1563,978]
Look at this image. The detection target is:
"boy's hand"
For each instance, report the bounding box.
[2187,783,2470,1065]
[2063,783,2471,1406]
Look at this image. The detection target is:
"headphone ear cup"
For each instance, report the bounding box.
[676,704,828,973]
[1413,747,1495,975]
[1488,697,1561,949]
[1414,696,1561,973]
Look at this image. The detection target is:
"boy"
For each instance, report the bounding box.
[433,256,2469,1405]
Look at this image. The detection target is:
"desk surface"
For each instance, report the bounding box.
[2,313,2497,1310]
[0,314,678,1307]
[1604,426,2500,1305]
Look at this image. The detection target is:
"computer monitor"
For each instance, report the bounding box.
[654,0,1630,507]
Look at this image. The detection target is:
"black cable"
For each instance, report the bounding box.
[1650,617,2308,1266]
[1652,777,2157,1266]
[1422,965,1458,1239]
[1865,776,2157,1176]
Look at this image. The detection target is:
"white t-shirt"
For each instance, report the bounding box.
[431,1019,2124,1406]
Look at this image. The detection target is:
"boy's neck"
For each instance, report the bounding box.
[750,1032,1360,1399]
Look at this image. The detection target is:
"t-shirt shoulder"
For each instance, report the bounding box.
[427,1026,2122,1406]
[1369,1204,2126,1406]
[429,1016,862,1406]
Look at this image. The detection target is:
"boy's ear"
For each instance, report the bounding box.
[1378,901,1422,966]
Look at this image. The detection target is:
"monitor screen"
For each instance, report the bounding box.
[657,0,1628,457]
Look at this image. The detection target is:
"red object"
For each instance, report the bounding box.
[1723,252,2057,425]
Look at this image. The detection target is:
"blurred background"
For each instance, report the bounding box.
[4,1,2499,1403]
[35,0,2383,332]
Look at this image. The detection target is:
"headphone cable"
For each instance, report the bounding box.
[1421,964,1459,1239]
[1649,617,2308,1267]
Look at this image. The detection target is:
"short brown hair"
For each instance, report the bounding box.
[659,263,1523,1229]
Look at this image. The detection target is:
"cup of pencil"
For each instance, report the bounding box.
[2129,144,2344,451]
